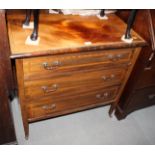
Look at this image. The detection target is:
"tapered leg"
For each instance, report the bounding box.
[23,10,31,26]
[16,59,29,139]
[23,117,29,140]
[109,104,115,117]
[30,9,39,41]
[125,10,137,39]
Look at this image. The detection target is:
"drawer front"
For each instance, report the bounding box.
[23,48,133,79]
[128,86,155,112]
[24,68,126,100]
[27,86,119,120]
[136,67,155,89]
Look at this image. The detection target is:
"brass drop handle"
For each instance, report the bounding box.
[108,54,123,61]
[42,104,56,110]
[148,94,155,100]
[96,92,109,99]
[102,74,115,81]
[42,84,58,93]
[108,54,116,61]
[127,62,132,66]
[101,76,107,80]
[116,54,123,59]
[42,61,61,70]
[110,74,115,79]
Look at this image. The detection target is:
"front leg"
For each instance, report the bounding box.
[30,9,39,41]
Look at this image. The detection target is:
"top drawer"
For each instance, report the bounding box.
[23,48,134,79]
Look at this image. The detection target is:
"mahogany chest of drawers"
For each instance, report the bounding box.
[7,11,146,138]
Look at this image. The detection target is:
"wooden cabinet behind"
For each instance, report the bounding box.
[115,10,155,119]
[0,10,16,144]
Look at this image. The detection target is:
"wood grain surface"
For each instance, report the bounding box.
[7,11,146,59]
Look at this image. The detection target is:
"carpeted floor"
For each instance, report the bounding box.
[10,98,155,145]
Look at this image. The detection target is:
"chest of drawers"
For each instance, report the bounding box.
[7,11,146,138]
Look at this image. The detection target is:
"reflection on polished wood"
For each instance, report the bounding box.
[7,13,145,59]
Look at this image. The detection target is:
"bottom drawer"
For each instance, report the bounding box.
[27,86,119,121]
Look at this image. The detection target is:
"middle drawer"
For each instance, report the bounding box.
[24,68,126,100]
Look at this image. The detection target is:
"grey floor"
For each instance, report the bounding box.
[10,98,155,145]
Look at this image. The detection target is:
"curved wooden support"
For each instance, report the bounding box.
[125,9,137,39]
[30,9,39,41]
[23,10,31,26]
[100,9,105,17]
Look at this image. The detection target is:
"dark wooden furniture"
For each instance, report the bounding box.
[7,11,146,138]
[115,10,155,119]
[0,10,16,144]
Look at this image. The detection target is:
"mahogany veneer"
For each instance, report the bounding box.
[7,11,146,138]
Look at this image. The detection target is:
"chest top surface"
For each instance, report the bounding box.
[7,11,146,59]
